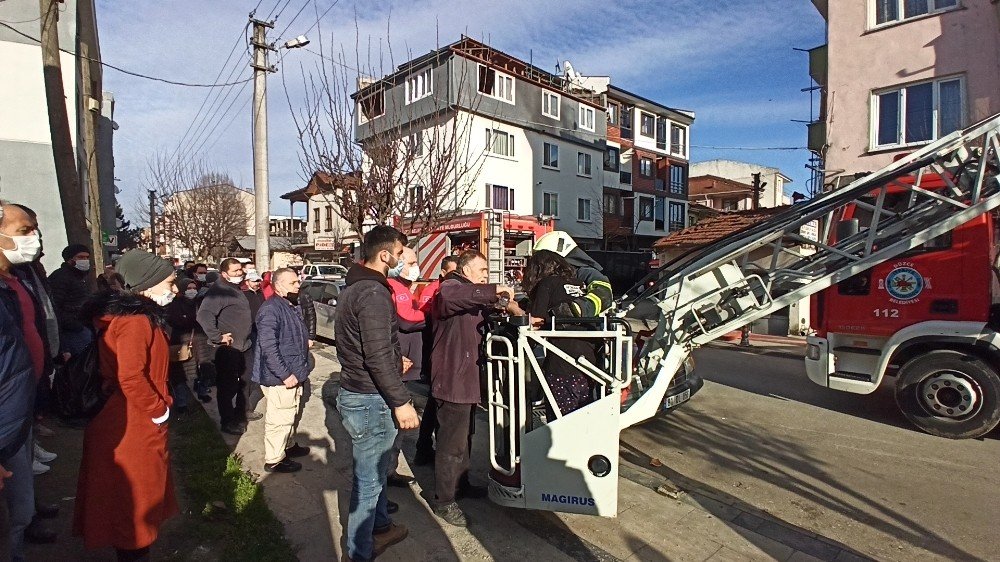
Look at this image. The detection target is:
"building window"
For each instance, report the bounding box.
[620,106,633,139]
[409,185,424,208]
[722,199,739,211]
[670,124,687,156]
[405,67,433,104]
[543,142,559,168]
[543,192,559,217]
[607,102,619,126]
[639,196,654,221]
[486,129,515,157]
[324,206,333,231]
[577,152,592,177]
[639,157,654,178]
[312,207,320,233]
[579,105,596,132]
[577,198,592,222]
[668,201,685,231]
[478,65,515,104]
[358,89,384,123]
[542,91,560,119]
[873,0,958,26]
[873,76,963,148]
[487,184,515,210]
[603,192,619,215]
[408,130,423,156]
[669,164,687,195]
[654,196,665,230]
[640,112,655,137]
[604,146,620,172]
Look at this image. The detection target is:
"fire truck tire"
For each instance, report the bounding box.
[894,350,1000,439]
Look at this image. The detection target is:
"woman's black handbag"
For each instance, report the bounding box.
[52,336,112,420]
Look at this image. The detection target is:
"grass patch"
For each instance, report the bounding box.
[167,404,296,561]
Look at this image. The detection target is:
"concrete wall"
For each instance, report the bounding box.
[824,1,1000,180]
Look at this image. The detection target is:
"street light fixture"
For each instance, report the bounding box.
[283,35,310,49]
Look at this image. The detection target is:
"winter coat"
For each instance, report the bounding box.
[47,262,92,332]
[251,296,310,386]
[0,276,36,466]
[430,273,498,404]
[388,278,425,381]
[165,296,199,346]
[417,279,443,381]
[73,290,178,550]
[528,276,599,376]
[334,265,409,408]
[243,288,265,322]
[298,291,317,340]
[197,280,254,351]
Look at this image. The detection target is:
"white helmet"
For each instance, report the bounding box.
[533,231,577,257]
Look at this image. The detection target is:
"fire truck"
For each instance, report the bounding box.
[806,174,1000,439]
[405,210,552,285]
[483,114,1000,517]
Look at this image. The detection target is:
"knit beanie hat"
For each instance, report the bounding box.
[62,243,90,262]
[116,250,175,293]
[174,277,195,293]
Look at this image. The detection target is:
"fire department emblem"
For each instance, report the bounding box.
[884,266,924,303]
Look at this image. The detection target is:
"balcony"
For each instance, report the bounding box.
[808,120,827,153]
[811,0,827,20]
[809,44,827,87]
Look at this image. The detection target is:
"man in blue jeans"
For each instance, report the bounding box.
[335,226,419,562]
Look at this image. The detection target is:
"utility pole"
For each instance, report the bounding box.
[79,41,105,272]
[38,0,91,248]
[148,189,157,254]
[250,17,275,270]
[751,172,766,210]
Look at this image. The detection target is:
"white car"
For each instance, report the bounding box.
[301,263,348,281]
[301,279,343,341]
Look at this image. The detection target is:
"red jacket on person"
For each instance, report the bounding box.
[388,278,425,381]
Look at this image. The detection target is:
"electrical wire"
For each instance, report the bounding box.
[692,145,808,151]
[274,0,313,41]
[0,21,254,88]
[297,0,340,39]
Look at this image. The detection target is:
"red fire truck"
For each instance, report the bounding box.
[806,172,1000,439]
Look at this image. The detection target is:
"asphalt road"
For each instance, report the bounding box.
[621,347,1000,562]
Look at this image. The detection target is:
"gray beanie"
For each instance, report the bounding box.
[116,250,175,293]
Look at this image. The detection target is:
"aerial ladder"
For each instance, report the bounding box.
[484,114,1000,517]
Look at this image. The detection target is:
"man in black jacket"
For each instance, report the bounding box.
[47,243,93,357]
[335,226,416,562]
[197,258,258,434]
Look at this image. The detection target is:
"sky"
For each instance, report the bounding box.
[94,0,827,223]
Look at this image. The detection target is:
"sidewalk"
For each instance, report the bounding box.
[224,342,869,562]
[707,332,808,360]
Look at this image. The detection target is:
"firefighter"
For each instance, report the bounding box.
[532,231,612,317]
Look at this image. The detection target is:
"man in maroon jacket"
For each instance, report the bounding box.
[429,251,521,526]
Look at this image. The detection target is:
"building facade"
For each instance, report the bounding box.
[0,0,117,273]
[689,160,792,210]
[809,0,1000,189]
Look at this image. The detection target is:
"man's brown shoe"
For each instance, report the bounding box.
[373,523,409,556]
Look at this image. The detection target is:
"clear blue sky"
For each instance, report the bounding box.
[95,0,827,221]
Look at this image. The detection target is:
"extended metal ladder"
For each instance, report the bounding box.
[486,211,505,283]
[617,114,1000,429]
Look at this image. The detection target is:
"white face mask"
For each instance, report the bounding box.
[74,260,91,272]
[150,290,175,306]
[402,265,420,283]
[0,233,42,265]
[195,274,207,282]
[227,276,244,285]
[184,289,198,300]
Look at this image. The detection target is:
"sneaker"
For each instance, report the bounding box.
[32,460,50,476]
[432,502,467,527]
[373,523,409,556]
[285,443,310,458]
[412,448,435,466]
[386,472,415,487]
[221,422,246,435]
[34,443,57,463]
[263,458,302,473]
[34,423,56,438]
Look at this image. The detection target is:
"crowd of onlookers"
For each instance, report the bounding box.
[1,195,610,562]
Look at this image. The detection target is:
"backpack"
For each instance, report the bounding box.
[52,333,112,420]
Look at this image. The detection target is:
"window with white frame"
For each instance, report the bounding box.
[312,208,320,233]
[358,89,384,123]
[668,201,685,231]
[640,112,655,137]
[409,185,424,207]
[577,152,592,176]
[639,157,655,178]
[579,105,596,132]
[604,146,620,172]
[543,142,559,168]
[577,198,592,222]
[873,76,963,148]
[487,184,515,210]
[670,124,687,156]
[486,129,515,157]
[639,196,654,220]
[603,192,619,215]
[542,91,560,119]
[606,102,619,126]
[478,65,515,104]
[543,192,559,217]
[407,131,423,156]
[405,67,433,104]
[873,0,958,27]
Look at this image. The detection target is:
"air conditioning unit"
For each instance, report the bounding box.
[86,97,101,112]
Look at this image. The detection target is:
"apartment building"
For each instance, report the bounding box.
[808,0,1000,189]
[0,0,117,273]
[689,160,792,210]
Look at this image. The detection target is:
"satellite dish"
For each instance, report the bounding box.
[563,60,580,83]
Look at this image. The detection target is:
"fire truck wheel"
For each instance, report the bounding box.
[895,350,1000,439]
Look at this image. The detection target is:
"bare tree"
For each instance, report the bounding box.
[284,31,491,238]
[139,154,252,261]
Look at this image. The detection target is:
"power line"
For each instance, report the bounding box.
[274,0,313,40]
[692,145,808,151]
[298,0,340,38]
[0,21,254,88]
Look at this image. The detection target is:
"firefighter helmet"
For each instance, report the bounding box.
[533,231,577,257]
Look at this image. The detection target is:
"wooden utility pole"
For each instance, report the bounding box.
[250,17,275,270]
[38,0,91,248]
[751,172,764,210]
[148,190,157,254]
[79,41,105,271]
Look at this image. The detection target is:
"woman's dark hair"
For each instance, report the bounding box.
[522,250,575,296]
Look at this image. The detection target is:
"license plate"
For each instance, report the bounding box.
[663,389,691,410]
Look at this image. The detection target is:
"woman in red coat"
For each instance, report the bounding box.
[74,250,179,561]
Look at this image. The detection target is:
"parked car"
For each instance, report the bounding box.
[301,278,343,341]
[301,263,348,281]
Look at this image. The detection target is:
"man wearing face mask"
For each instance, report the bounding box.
[197,258,258,434]
[47,244,94,358]
[251,269,310,473]
[385,246,423,487]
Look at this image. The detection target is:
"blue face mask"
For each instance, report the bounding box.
[387,257,405,278]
